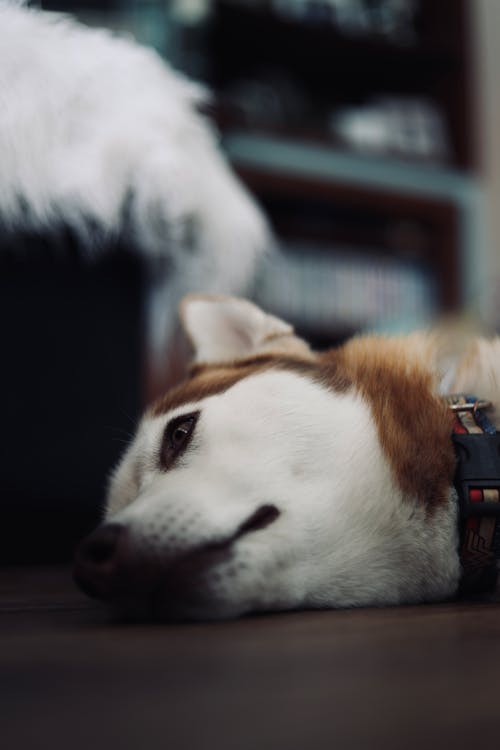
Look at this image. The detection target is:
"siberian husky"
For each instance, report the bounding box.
[74,295,500,620]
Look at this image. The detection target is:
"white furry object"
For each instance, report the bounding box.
[0,1,269,293]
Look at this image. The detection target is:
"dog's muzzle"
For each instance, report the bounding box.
[73,503,280,618]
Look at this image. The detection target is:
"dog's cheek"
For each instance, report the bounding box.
[105,456,141,517]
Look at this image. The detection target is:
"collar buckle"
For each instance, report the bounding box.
[449,399,492,415]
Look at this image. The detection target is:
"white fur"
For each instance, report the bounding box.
[0,2,269,295]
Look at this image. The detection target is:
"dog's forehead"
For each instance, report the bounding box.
[148,353,344,418]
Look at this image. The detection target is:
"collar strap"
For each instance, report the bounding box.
[447,395,500,595]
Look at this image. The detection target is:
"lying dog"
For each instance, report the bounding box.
[74,295,500,620]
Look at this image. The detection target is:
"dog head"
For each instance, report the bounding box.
[74,295,500,620]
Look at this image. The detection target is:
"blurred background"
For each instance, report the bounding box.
[3,0,500,562]
[39,0,500,343]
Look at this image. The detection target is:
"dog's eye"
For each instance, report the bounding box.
[161,412,199,470]
[171,419,195,448]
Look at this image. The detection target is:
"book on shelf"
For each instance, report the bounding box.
[253,238,437,338]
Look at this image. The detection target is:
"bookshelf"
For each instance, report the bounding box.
[206,0,481,346]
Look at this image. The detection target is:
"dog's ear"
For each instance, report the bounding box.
[179,294,311,364]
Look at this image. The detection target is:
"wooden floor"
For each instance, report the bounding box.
[2,566,500,749]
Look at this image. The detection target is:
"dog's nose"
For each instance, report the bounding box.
[73,523,127,600]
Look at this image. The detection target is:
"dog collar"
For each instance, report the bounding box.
[447,395,500,595]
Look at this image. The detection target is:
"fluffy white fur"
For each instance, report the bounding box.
[0,2,269,295]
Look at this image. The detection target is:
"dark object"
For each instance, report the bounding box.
[0,236,144,563]
[451,401,500,595]
[453,433,500,520]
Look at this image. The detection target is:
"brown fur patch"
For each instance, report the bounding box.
[332,336,455,509]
